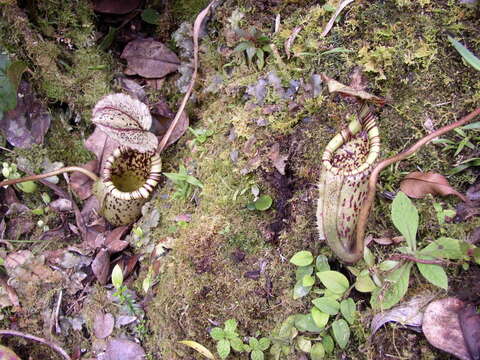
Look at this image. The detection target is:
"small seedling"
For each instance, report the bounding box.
[2,162,37,193]
[233,28,272,70]
[163,164,203,201]
[189,127,214,146]
[111,264,141,315]
[210,319,245,359]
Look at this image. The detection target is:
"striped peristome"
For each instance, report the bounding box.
[93,147,162,226]
[317,105,380,263]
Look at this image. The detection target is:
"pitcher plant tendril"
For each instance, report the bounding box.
[0,166,99,187]
[351,106,480,264]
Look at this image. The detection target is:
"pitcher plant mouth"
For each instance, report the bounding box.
[103,147,162,200]
[317,105,380,264]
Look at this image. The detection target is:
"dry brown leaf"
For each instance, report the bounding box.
[372,236,405,246]
[105,338,145,360]
[92,249,110,285]
[423,297,472,360]
[120,39,180,79]
[400,171,467,202]
[92,93,158,153]
[150,100,189,149]
[85,127,120,174]
[269,143,288,175]
[105,226,130,254]
[93,312,115,339]
[459,304,480,359]
[70,160,98,200]
[321,73,386,105]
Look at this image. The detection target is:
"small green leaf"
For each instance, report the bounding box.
[246,46,256,62]
[340,298,356,325]
[310,307,329,328]
[256,49,264,70]
[111,264,123,289]
[417,262,448,290]
[448,35,480,72]
[322,335,334,354]
[310,343,325,359]
[370,262,412,310]
[363,247,375,267]
[391,192,418,251]
[251,349,264,360]
[224,319,237,332]
[254,195,273,211]
[230,337,244,352]
[294,314,323,333]
[302,274,315,287]
[17,181,37,193]
[296,336,311,353]
[315,255,330,272]
[210,327,225,340]
[312,297,340,315]
[316,271,349,294]
[293,280,312,299]
[295,265,314,281]
[258,338,270,351]
[186,175,204,188]
[355,274,376,293]
[141,8,160,24]
[290,251,314,266]
[378,260,399,272]
[419,237,466,260]
[234,41,251,53]
[331,319,350,349]
[217,339,231,359]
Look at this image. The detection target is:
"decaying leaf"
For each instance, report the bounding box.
[92,93,158,153]
[105,226,130,253]
[400,171,467,201]
[70,160,98,201]
[150,100,189,149]
[269,142,288,175]
[371,295,434,335]
[93,312,115,339]
[422,297,472,360]
[93,0,141,14]
[121,39,180,79]
[92,249,110,285]
[0,80,51,148]
[105,338,146,360]
[459,304,480,359]
[84,127,120,175]
[321,73,386,105]
[284,26,303,59]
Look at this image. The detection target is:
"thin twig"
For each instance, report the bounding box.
[0,329,72,360]
[388,254,448,266]
[352,106,480,264]
[157,0,217,153]
[0,166,99,187]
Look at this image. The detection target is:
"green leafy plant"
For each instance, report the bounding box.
[111,264,142,315]
[0,52,26,118]
[163,164,203,200]
[233,28,272,70]
[364,192,475,310]
[243,337,271,360]
[210,319,245,359]
[288,251,356,354]
[246,185,273,211]
[189,126,214,146]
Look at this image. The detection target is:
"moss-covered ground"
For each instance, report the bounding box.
[0,0,479,359]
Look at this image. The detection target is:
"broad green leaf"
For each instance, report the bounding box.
[17,180,37,193]
[258,338,270,351]
[234,41,251,53]
[310,307,329,328]
[111,264,123,289]
[246,46,256,62]
[448,35,480,72]
[141,8,160,24]
[0,54,17,112]
[224,319,237,332]
[355,274,376,293]
[417,262,448,290]
[210,327,225,340]
[179,340,215,359]
[278,315,296,340]
[312,297,340,315]
[290,251,314,266]
[254,195,273,211]
[363,247,375,267]
[322,335,334,354]
[391,192,418,251]
[296,336,311,353]
[217,339,230,359]
[186,175,204,188]
[295,265,314,281]
[331,319,350,349]
[249,337,259,348]
[293,280,312,299]
[294,314,323,333]
[251,349,264,360]
[6,60,26,91]
[310,343,325,359]
[316,271,349,294]
[230,337,244,352]
[340,298,356,325]
[302,274,315,287]
[315,255,330,272]
[370,263,412,310]
[378,260,399,272]
[419,237,466,260]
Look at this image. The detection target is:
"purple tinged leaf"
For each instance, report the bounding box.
[105,338,146,360]
[94,312,115,339]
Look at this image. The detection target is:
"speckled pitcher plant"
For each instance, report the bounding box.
[317,104,380,264]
